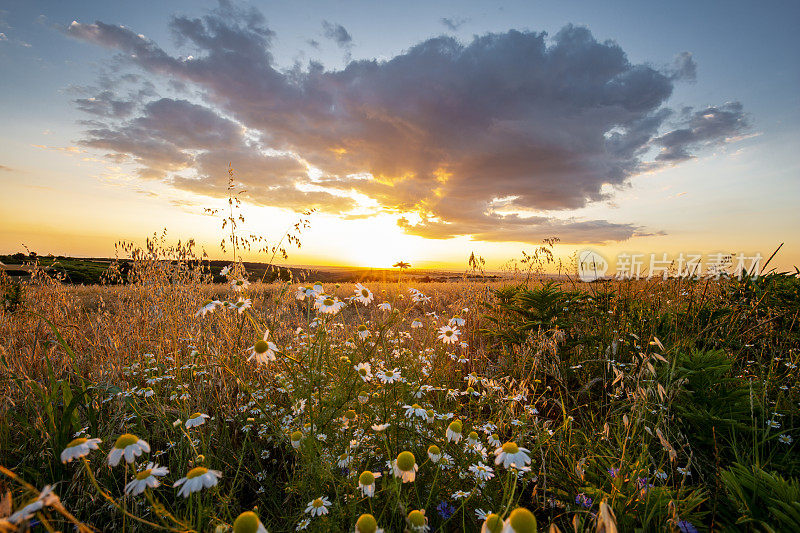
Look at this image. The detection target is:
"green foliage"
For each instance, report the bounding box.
[719,463,800,531]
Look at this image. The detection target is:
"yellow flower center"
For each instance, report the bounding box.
[114,434,139,449]
[508,507,537,533]
[426,410,434,418]
[312,498,324,508]
[359,471,375,486]
[445,330,453,336]
[469,431,479,440]
[466,387,475,395]
[361,289,369,297]
[412,403,422,410]
[396,451,416,472]
[233,512,260,533]
[190,412,203,420]
[484,513,503,533]
[359,368,368,375]
[254,340,268,353]
[408,510,426,527]
[356,513,377,533]
[135,469,152,480]
[346,410,357,420]
[448,420,462,433]
[428,445,441,456]
[323,298,334,306]
[67,437,88,447]
[385,371,394,378]
[186,467,208,479]
[502,442,520,454]
[290,431,303,441]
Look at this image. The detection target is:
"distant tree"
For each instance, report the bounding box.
[393,261,411,270]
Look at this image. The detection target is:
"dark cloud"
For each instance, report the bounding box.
[653,102,748,161]
[65,4,749,244]
[440,17,468,31]
[307,39,320,49]
[75,90,136,117]
[321,21,353,48]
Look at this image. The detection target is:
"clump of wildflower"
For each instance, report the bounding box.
[393,451,418,483]
[108,434,150,466]
[60,436,102,463]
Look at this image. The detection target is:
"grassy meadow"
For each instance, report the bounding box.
[1,246,799,532]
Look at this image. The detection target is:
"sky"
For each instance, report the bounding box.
[1,0,798,273]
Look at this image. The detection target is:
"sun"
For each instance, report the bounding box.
[344,216,417,268]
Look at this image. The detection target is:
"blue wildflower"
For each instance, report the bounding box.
[575,493,593,509]
[677,519,698,533]
[437,500,456,519]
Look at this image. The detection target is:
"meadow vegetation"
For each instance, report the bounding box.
[1,231,798,532]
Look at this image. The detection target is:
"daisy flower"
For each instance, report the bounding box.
[427,445,442,463]
[174,467,222,498]
[404,403,427,419]
[677,467,691,476]
[377,368,402,384]
[8,485,60,524]
[481,513,504,533]
[452,490,470,499]
[354,362,373,381]
[195,300,221,317]
[446,420,463,443]
[337,453,352,468]
[358,470,382,497]
[296,518,311,531]
[371,423,390,432]
[357,325,371,339]
[290,431,303,449]
[315,295,344,315]
[108,434,150,466]
[501,507,537,533]
[295,286,311,300]
[312,282,324,295]
[778,434,793,444]
[407,509,430,532]
[231,278,250,292]
[392,451,418,483]
[411,320,424,328]
[355,513,383,533]
[354,283,374,305]
[467,431,480,446]
[449,316,466,326]
[488,434,501,448]
[219,266,230,276]
[60,436,102,463]
[470,462,495,481]
[475,509,491,520]
[438,325,460,344]
[494,442,531,469]
[249,330,278,364]
[185,412,210,429]
[234,298,252,314]
[378,302,392,311]
[125,463,169,496]
[767,420,781,429]
[233,511,268,533]
[305,496,331,517]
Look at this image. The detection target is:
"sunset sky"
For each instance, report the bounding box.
[1,0,798,272]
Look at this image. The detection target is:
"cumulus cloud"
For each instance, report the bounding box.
[321,21,352,48]
[65,2,749,244]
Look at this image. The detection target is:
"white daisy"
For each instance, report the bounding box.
[174,467,222,498]
[438,325,460,344]
[358,470,382,497]
[427,445,442,463]
[60,436,102,463]
[407,510,430,532]
[377,368,402,384]
[195,300,221,317]
[354,362,373,382]
[185,412,210,429]
[355,513,383,533]
[449,316,466,326]
[234,298,252,314]
[470,462,495,481]
[357,325,371,339]
[392,451,418,483]
[108,434,150,467]
[8,485,60,524]
[315,295,345,315]
[124,463,169,496]
[411,320,424,328]
[231,278,250,292]
[371,423,390,432]
[296,518,311,530]
[778,434,793,444]
[304,496,331,517]
[354,283,374,305]
[290,431,303,449]
[493,442,531,469]
[403,403,427,419]
[378,302,392,311]
[446,420,463,443]
[249,330,278,364]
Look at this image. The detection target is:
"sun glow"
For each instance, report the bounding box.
[344,215,419,268]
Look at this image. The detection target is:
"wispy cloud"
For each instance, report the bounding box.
[65,2,749,244]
